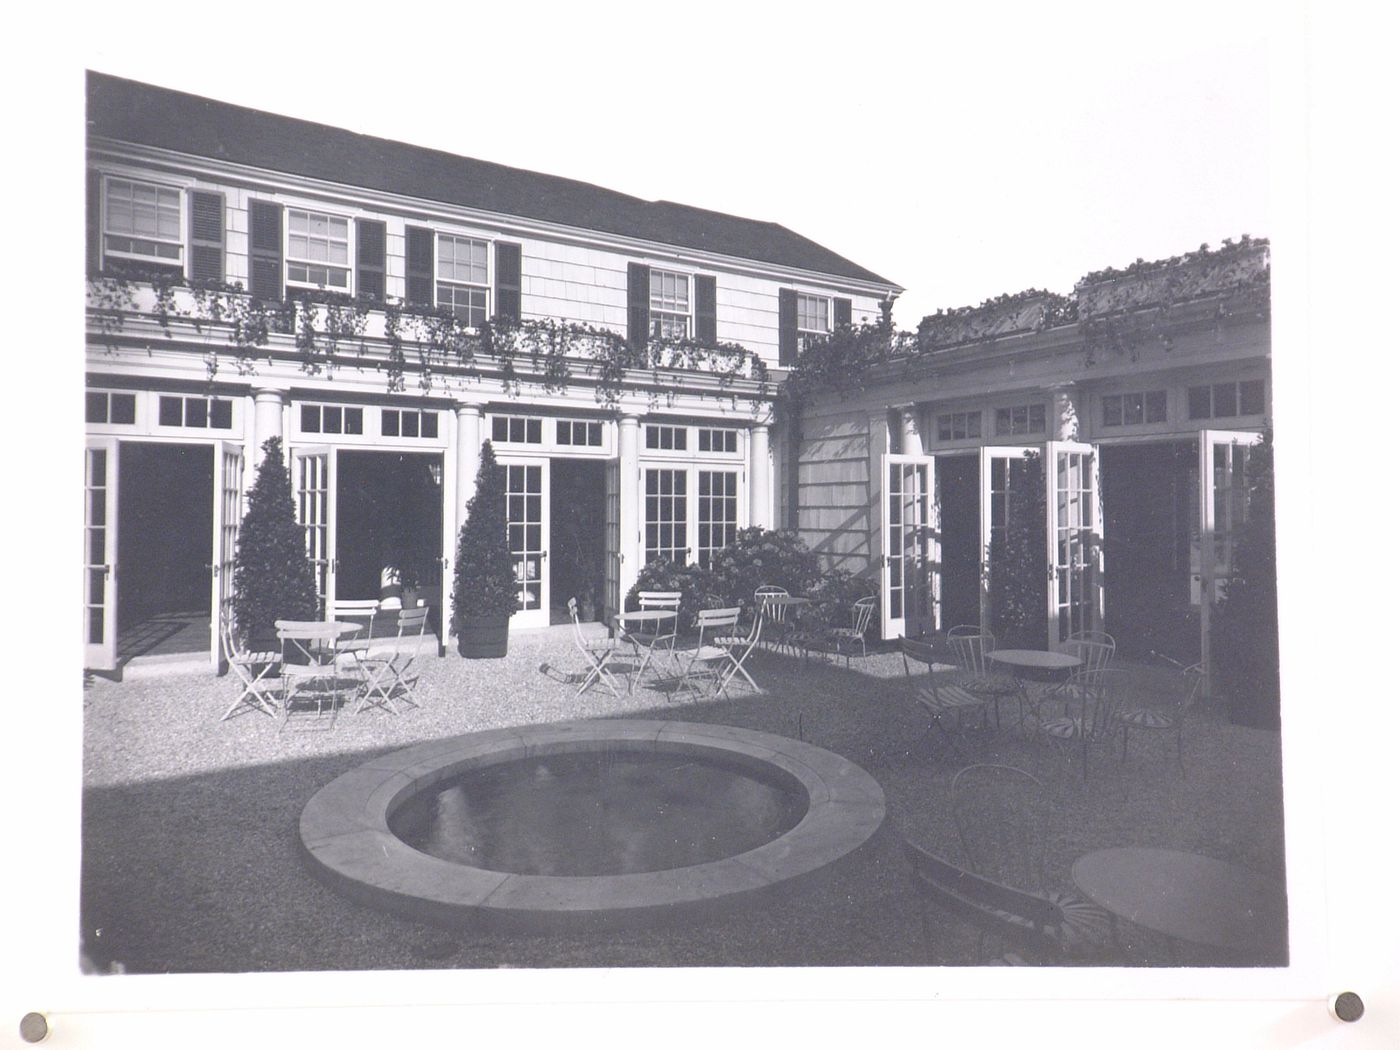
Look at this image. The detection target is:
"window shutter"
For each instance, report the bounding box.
[495,241,522,322]
[248,200,283,301]
[694,275,717,344]
[627,263,651,348]
[405,225,434,307]
[356,219,386,304]
[834,297,852,329]
[188,190,225,284]
[778,288,798,366]
[87,171,103,273]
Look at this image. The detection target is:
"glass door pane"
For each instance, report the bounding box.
[211,441,244,668]
[603,459,620,623]
[1045,441,1101,650]
[882,454,935,640]
[293,448,333,617]
[506,461,549,628]
[84,439,119,671]
[1197,429,1262,694]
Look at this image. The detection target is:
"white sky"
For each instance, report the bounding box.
[73,0,1270,329]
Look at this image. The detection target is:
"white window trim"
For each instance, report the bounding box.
[153,394,238,434]
[434,231,493,327]
[649,267,693,339]
[101,173,187,273]
[285,207,354,294]
[992,401,1048,438]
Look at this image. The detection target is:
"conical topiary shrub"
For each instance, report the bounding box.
[449,440,520,657]
[232,437,318,645]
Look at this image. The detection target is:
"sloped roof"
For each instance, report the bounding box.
[87,72,898,289]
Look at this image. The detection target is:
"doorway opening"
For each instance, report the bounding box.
[549,458,607,625]
[117,442,214,660]
[336,450,444,628]
[935,454,980,631]
[1100,440,1197,662]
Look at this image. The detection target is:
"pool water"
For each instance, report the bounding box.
[389,750,808,876]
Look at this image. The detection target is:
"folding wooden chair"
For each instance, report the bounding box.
[569,596,622,698]
[218,601,281,721]
[353,607,430,715]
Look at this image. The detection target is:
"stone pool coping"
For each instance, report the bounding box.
[299,719,886,931]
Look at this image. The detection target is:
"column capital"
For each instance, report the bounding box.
[454,400,483,417]
[617,412,641,427]
[252,386,289,403]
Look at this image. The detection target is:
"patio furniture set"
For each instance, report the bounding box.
[219,600,431,730]
[568,586,878,701]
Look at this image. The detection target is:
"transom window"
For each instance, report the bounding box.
[104,177,183,268]
[994,403,1047,437]
[381,409,439,439]
[1187,379,1266,421]
[86,391,137,425]
[1103,390,1168,427]
[697,428,738,453]
[644,424,688,451]
[300,404,363,435]
[492,415,543,444]
[697,471,738,570]
[649,270,691,338]
[158,396,233,430]
[286,209,350,289]
[796,294,830,350]
[645,469,689,565]
[437,234,490,327]
[937,411,982,442]
[556,419,603,447]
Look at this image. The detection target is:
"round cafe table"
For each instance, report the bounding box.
[1071,847,1287,960]
[987,648,1082,723]
[615,609,678,693]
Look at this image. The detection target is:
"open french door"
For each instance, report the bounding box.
[978,445,1036,636]
[881,454,936,640]
[603,458,621,625]
[1196,430,1262,696]
[292,446,336,618]
[210,441,245,669]
[1044,440,1103,651]
[505,459,550,628]
[84,438,120,672]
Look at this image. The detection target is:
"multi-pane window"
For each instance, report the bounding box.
[994,403,1047,437]
[1188,379,1267,420]
[85,391,137,425]
[381,409,439,439]
[506,464,544,611]
[644,424,687,451]
[556,419,603,446]
[796,294,830,350]
[300,404,364,435]
[644,469,689,565]
[158,396,233,430]
[437,234,489,327]
[286,209,350,289]
[492,415,543,444]
[697,427,738,453]
[1102,390,1167,427]
[697,471,738,570]
[649,269,690,338]
[103,178,183,269]
[936,411,982,442]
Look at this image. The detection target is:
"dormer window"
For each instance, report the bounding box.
[103,177,183,271]
[649,269,690,338]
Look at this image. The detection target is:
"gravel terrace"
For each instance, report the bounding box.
[80,628,1287,973]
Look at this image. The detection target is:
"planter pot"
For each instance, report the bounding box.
[456,615,510,658]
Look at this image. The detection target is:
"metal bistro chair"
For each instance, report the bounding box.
[621,590,681,679]
[946,625,1021,726]
[753,585,791,653]
[353,606,431,715]
[713,603,764,696]
[820,595,878,667]
[330,598,380,661]
[676,607,742,699]
[900,636,996,757]
[1117,654,1205,777]
[218,601,281,721]
[569,596,623,698]
[275,620,346,729]
[1043,630,1117,710]
[1033,666,1133,780]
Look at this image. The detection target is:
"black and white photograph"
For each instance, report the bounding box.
[4,1,1397,1046]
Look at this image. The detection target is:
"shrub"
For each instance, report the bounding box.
[625,558,726,628]
[707,527,823,606]
[986,450,1047,648]
[231,437,318,643]
[807,568,878,630]
[450,441,520,631]
[1212,430,1280,729]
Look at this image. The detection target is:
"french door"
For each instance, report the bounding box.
[293,447,336,617]
[978,445,1036,636]
[210,441,244,668]
[1044,440,1103,651]
[83,438,120,672]
[504,459,550,628]
[1197,430,1262,694]
[881,454,936,640]
[603,459,621,624]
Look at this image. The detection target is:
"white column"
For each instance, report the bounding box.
[617,414,641,602]
[898,404,924,456]
[455,402,482,536]
[1051,385,1080,441]
[749,424,771,530]
[252,387,287,465]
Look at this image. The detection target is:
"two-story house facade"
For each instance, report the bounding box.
[83,72,901,674]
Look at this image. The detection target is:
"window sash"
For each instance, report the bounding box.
[103,177,183,264]
[795,294,830,334]
[286,209,350,289]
